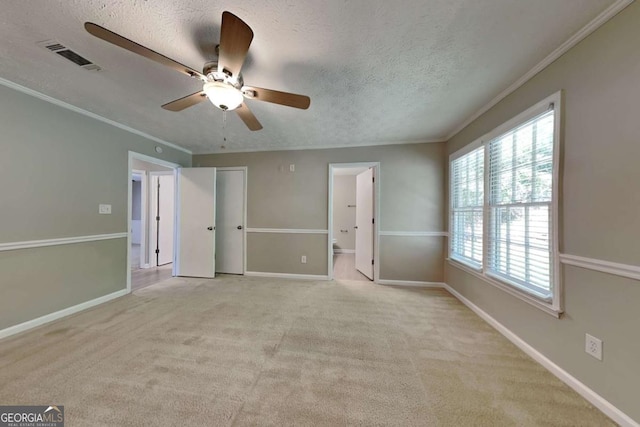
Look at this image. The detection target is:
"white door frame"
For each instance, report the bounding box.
[131,169,147,269]
[149,171,175,268]
[127,151,180,293]
[216,166,248,274]
[328,162,380,281]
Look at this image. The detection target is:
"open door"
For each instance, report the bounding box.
[176,167,216,278]
[355,168,374,279]
[150,173,175,266]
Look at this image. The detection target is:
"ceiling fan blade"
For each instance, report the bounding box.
[218,12,254,78]
[235,103,262,131]
[85,22,205,80]
[162,91,207,111]
[243,86,310,109]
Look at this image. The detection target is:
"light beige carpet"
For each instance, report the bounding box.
[0,276,613,426]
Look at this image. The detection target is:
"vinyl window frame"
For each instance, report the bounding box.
[449,142,485,270]
[448,91,562,316]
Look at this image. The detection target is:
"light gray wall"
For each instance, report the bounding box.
[445,2,640,422]
[0,83,190,330]
[195,142,446,280]
[132,181,142,220]
[132,159,172,173]
[332,175,356,251]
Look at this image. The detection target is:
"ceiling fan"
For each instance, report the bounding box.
[84,12,310,131]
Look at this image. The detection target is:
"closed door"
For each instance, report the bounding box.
[216,170,245,274]
[176,167,216,278]
[355,168,374,280]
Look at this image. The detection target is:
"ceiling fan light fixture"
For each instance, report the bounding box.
[203,81,243,111]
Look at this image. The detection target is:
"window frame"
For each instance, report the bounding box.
[449,141,484,270]
[448,91,562,316]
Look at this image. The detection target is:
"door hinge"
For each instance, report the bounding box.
[155,249,160,254]
[156,216,160,221]
[372,218,375,224]
[371,259,374,265]
[372,176,375,183]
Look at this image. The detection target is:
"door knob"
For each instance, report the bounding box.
[237,225,243,230]
[207,226,214,231]
[354,226,358,229]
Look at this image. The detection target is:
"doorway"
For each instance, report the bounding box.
[328,163,380,281]
[215,167,247,275]
[149,172,175,267]
[127,152,180,292]
[130,171,145,270]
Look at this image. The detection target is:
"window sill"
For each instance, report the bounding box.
[447,259,562,318]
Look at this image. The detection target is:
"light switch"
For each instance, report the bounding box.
[289,164,295,172]
[99,204,112,214]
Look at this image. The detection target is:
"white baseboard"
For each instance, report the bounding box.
[245,271,330,281]
[443,284,638,427]
[333,249,355,254]
[0,289,129,341]
[377,280,445,288]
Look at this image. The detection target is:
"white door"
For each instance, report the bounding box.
[156,174,175,265]
[216,170,245,274]
[176,168,216,278]
[355,168,374,279]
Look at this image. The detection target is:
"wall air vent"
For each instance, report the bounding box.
[37,39,101,71]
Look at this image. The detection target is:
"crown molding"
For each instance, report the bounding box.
[192,137,447,155]
[0,77,192,155]
[444,0,635,141]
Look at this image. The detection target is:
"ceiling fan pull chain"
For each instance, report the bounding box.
[222,109,227,143]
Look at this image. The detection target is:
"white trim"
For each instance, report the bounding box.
[560,253,640,282]
[448,259,561,318]
[444,283,639,427]
[246,228,329,234]
[444,0,634,141]
[216,166,248,275]
[0,232,127,252]
[328,162,381,282]
[0,77,191,155]
[0,289,128,341]
[245,271,329,281]
[195,138,445,155]
[377,280,445,288]
[333,249,355,254]
[379,231,448,237]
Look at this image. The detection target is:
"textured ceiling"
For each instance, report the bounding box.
[0,0,615,154]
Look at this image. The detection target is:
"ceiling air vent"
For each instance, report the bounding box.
[37,39,101,71]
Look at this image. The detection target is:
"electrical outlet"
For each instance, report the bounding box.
[585,334,603,361]
[98,204,112,214]
[301,255,307,264]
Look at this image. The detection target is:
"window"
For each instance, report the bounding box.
[486,110,554,298]
[449,92,560,312]
[450,147,484,268]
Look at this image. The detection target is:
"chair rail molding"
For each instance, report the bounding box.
[246,228,329,234]
[0,232,128,252]
[560,253,640,282]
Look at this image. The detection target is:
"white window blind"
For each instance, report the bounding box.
[486,109,555,299]
[451,147,484,268]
